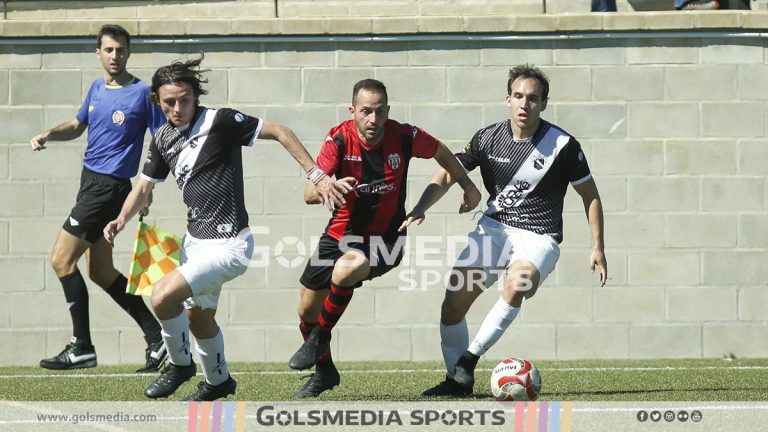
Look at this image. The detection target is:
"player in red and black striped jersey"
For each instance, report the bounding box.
[288,79,482,398]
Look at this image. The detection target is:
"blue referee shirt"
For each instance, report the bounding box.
[76,77,166,179]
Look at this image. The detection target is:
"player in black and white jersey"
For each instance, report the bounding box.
[404,64,608,396]
[104,56,338,401]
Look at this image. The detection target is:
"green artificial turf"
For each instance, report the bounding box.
[2,359,767,401]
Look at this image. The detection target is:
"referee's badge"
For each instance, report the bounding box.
[387,152,401,170]
[112,110,125,126]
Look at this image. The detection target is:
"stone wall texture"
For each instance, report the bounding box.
[1,0,767,366]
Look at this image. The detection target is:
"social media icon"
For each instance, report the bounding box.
[678,411,689,422]
[650,411,661,422]
[637,411,648,422]
[691,411,702,422]
[664,411,675,422]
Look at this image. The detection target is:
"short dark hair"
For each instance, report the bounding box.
[507,64,549,100]
[352,78,388,105]
[97,24,130,49]
[150,54,209,105]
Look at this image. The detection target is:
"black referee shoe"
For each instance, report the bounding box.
[39,339,97,370]
[288,326,331,370]
[453,352,480,388]
[293,361,341,398]
[182,376,237,401]
[136,340,167,373]
[144,361,196,399]
[421,375,473,397]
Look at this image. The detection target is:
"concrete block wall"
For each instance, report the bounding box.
[1,7,768,366]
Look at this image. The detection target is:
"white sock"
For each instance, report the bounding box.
[468,296,520,356]
[195,329,229,386]
[440,319,468,378]
[160,311,192,366]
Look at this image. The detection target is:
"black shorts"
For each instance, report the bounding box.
[300,233,405,291]
[62,167,131,243]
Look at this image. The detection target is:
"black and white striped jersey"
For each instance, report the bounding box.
[457,119,591,243]
[141,106,263,239]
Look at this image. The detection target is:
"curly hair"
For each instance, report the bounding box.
[507,64,549,100]
[150,54,209,105]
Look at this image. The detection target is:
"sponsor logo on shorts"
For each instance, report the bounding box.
[69,216,80,227]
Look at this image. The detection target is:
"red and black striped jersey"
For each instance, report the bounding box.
[316,119,439,242]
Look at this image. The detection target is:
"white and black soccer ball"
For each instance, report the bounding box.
[490,357,542,401]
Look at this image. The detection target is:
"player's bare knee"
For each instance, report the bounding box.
[150,285,172,313]
[331,258,369,286]
[504,282,537,307]
[86,269,112,289]
[50,253,77,277]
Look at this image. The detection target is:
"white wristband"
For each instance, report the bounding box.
[306,166,327,185]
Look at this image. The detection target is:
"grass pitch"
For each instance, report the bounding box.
[1,359,767,401]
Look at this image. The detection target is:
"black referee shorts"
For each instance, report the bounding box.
[62,167,132,244]
[300,233,405,291]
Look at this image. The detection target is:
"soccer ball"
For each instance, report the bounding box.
[490,358,542,401]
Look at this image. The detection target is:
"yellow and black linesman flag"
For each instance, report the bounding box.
[126,218,182,296]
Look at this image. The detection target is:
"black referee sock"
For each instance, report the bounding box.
[60,270,91,346]
[105,274,162,344]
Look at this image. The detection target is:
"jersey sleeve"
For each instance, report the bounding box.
[217,108,263,147]
[75,81,97,125]
[563,137,592,185]
[316,132,341,176]
[410,126,439,159]
[455,129,482,171]
[140,135,170,183]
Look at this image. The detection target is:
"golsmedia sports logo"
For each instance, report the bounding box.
[255,406,505,426]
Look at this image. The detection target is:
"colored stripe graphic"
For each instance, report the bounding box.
[223,401,234,432]
[188,401,198,432]
[549,402,561,432]
[515,401,525,432]
[212,401,222,432]
[538,401,548,432]
[236,401,247,432]
[200,402,211,432]
[526,402,537,432]
[561,402,573,432]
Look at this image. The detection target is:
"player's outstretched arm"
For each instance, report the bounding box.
[573,178,607,287]
[399,169,450,232]
[30,119,86,151]
[432,142,481,214]
[257,120,343,209]
[399,143,482,232]
[104,178,155,246]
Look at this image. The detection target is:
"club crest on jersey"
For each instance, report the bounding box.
[532,154,546,170]
[112,110,125,126]
[387,153,401,170]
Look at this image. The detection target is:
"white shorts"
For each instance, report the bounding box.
[455,216,560,288]
[178,228,253,310]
